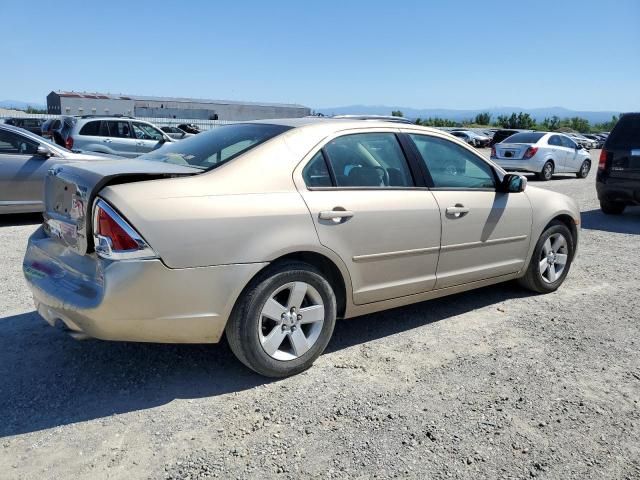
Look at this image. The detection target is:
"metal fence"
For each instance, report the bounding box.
[0,112,235,131]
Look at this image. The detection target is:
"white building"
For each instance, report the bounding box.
[46,91,310,120]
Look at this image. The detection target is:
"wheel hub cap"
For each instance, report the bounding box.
[259,282,325,361]
[539,233,569,284]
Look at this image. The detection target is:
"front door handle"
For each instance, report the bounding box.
[102,139,112,143]
[445,205,470,218]
[319,209,354,222]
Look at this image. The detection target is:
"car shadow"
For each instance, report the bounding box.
[0,212,42,227]
[0,283,532,438]
[525,174,579,182]
[581,207,640,235]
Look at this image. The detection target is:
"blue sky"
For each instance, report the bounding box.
[1,0,638,110]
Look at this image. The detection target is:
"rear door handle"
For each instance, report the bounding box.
[319,209,354,221]
[102,139,112,143]
[446,205,470,217]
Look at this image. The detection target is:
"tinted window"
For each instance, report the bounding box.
[503,132,544,144]
[548,135,562,146]
[324,133,414,187]
[79,121,101,136]
[137,123,291,170]
[493,130,518,143]
[0,130,39,154]
[302,151,332,187]
[409,134,495,189]
[106,121,132,138]
[607,114,640,148]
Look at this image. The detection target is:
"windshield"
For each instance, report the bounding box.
[137,123,292,170]
[503,132,545,144]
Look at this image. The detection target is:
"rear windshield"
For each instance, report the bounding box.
[137,123,292,170]
[502,132,544,144]
[607,114,640,148]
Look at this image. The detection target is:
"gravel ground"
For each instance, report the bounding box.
[1,150,639,480]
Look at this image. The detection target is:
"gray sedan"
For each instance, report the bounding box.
[0,124,120,214]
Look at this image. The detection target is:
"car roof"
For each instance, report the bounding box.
[246,117,448,137]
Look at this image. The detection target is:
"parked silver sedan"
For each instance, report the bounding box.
[0,124,120,214]
[23,119,580,377]
[491,131,592,180]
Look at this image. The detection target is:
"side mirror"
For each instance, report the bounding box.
[36,145,53,157]
[502,173,527,193]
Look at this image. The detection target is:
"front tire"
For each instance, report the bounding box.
[226,261,337,377]
[600,200,626,215]
[576,160,591,178]
[518,222,574,293]
[537,161,554,181]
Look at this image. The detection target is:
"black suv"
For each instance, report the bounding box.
[489,129,520,147]
[3,117,44,135]
[596,113,640,214]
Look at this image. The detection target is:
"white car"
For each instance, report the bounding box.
[491,132,591,180]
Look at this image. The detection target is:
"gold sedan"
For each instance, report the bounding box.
[23,118,580,377]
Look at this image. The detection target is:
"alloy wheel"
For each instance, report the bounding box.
[581,161,590,177]
[258,282,325,361]
[538,233,569,283]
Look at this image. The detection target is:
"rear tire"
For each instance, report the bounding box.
[225,261,337,378]
[576,160,590,179]
[537,161,554,181]
[518,222,574,294]
[600,200,626,215]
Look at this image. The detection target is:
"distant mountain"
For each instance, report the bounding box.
[316,105,621,124]
[0,100,46,111]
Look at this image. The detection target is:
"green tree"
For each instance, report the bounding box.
[418,117,461,128]
[568,117,590,133]
[495,112,536,129]
[593,115,619,132]
[25,106,47,114]
[540,115,561,131]
[474,112,492,125]
[391,110,404,117]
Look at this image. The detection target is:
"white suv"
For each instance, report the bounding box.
[67,116,173,158]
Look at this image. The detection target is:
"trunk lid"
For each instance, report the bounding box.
[608,148,640,179]
[494,143,531,160]
[43,160,200,254]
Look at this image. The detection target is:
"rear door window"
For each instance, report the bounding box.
[607,115,640,148]
[106,121,132,138]
[302,151,333,187]
[323,133,415,188]
[548,135,562,147]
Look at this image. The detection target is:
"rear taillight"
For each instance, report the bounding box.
[93,199,156,260]
[490,147,496,157]
[65,136,74,150]
[523,147,538,159]
[598,149,608,171]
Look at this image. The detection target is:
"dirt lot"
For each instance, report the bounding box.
[1,150,639,480]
